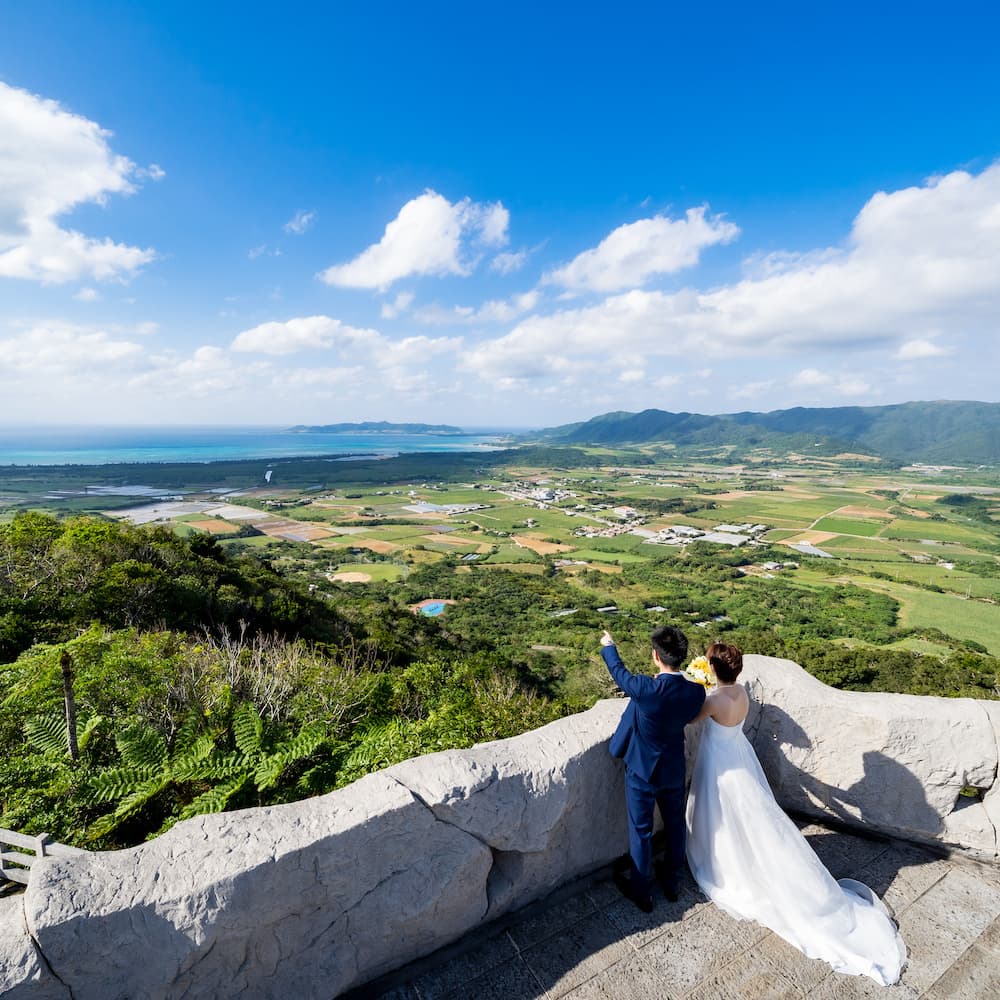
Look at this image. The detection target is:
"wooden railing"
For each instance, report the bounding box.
[0,827,84,885]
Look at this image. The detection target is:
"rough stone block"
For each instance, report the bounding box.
[0,896,70,1000]
[742,655,1000,858]
[25,773,491,999]
[388,699,630,918]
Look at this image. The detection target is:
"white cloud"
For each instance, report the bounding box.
[836,377,872,396]
[791,368,832,386]
[0,82,156,283]
[464,163,1000,387]
[0,321,143,376]
[413,290,539,325]
[490,249,528,274]
[74,286,100,302]
[545,207,739,293]
[234,322,461,403]
[318,190,509,290]
[248,244,280,260]
[619,369,645,383]
[284,209,316,235]
[789,368,873,397]
[231,316,380,355]
[380,291,415,319]
[894,338,949,359]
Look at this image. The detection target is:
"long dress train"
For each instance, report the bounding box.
[686,716,906,986]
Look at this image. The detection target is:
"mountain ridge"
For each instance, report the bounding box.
[535,400,1000,464]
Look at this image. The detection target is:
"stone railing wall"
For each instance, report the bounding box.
[4,655,999,999]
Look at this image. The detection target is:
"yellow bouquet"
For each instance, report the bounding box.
[684,655,714,688]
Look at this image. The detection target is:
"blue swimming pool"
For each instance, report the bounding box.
[419,601,447,616]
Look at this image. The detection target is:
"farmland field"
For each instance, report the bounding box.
[5,448,998,668]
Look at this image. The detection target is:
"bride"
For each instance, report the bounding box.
[685,642,906,987]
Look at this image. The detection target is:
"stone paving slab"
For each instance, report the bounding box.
[362,824,1000,1000]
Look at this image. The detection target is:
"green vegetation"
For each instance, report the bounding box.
[540,400,1000,465]
[2,448,999,852]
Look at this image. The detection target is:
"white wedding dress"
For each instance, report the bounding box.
[686,716,906,986]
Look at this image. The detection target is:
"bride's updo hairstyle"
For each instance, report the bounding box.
[706,642,743,683]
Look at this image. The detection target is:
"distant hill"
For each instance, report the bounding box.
[536,401,1000,464]
[289,421,463,434]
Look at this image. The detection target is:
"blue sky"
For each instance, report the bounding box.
[2,2,999,427]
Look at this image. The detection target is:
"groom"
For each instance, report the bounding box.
[601,626,705,912]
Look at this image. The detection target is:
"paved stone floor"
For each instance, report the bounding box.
[364,822,1000,1000]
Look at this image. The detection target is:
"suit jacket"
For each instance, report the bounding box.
[602,645,706,786]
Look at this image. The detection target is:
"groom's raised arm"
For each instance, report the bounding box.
[601,643,656,702]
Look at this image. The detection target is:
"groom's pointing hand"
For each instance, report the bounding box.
[600,630,615,647]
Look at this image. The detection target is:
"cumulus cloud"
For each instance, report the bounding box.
[318,190,509,290]
[463,164,1000,387]
[284,209,316,235]
[545,207,739,293]
[0,82,156,283]
[230,315,462,379]
[413,290,539,325]
[73,287,100,302]
[490,249,528,274]
[231,316,381,355]
[0,321,144,376]
[894,338,949,359]
[380,291,415,319]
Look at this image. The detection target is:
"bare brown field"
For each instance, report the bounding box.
[330,571,372,583]
[837,506,893,519]
[188,518,240,534]
[558,562,623,575]
[782,530,839,545]
[336,538,399,554]
[512,534,575,555]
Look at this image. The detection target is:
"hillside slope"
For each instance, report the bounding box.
[538,400,1000,464]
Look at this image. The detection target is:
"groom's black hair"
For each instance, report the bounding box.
[651,625,688,667]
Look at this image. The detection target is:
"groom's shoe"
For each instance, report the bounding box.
[654,861,679,902]
[613,871,654,914]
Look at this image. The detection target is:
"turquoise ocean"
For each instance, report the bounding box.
[0,426,514,466]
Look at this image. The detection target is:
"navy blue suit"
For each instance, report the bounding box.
[602,644,705,895]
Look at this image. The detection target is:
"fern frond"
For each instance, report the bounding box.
[111,777,169,821]
[86,776,166,841]
[116,725,167,768]
[232,703,264,756]
[23,713,69,756]
[177,774,250,821]
[77,714,104,751]
[88,765,160,804]
[173,751,247,783]
[255,725,325,791]
[169,733,216,773]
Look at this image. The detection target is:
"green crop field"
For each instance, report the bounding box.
[568,548,648,563]
[882,518,995,545]
[328,562,406,582]
[813,517,884,537]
